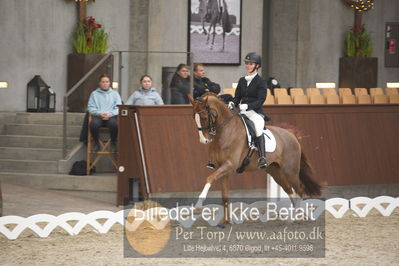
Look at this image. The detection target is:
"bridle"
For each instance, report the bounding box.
[195,104,238,137]
[195,105,217,136]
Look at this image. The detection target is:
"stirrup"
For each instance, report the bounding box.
[258,157,267,169]
[206,161,216,170]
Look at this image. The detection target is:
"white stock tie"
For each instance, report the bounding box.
[245,74,257,86]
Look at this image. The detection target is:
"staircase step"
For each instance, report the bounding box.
[15,112,84,126]
[0,135,78,149]
[51,190,117,205]
[0,147,63,160]
[0,172,116,192]
[0,159,58,173]
[5,124,81,137]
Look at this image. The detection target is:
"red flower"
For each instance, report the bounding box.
[87,16,95,23]
[91,22,102,29]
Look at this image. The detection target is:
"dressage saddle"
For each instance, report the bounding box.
[241,114,257,146]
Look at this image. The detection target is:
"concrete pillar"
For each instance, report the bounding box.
[128,0,189,97]
[128,0,150,97]
[262,0,271,79]
[268,0,299,88]
[268,0,353,89]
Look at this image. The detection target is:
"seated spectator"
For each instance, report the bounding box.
[87,74,121,153]
[125,75,164,105]
[193,63,221,99]
[170,64,190,104]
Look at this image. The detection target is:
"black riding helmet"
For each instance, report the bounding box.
[244,52,261,67]
[244,52,261,73]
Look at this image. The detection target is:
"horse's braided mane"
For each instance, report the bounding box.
[200,92,225,104]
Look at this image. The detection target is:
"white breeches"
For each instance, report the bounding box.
[241,110,264,137]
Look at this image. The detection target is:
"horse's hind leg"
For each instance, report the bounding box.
[288,190,301,209]
[281,173,303,209]
[266,165,288,193]
[267,166,305,221]
[266,165,302,201]
[272,164,309,220]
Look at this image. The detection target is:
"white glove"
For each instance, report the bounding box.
[239,104,248,111]
[228,102,235,110]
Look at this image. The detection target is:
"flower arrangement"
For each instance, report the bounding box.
[73,16,109,54]
[345,24,372,57]
[343,0,374,57]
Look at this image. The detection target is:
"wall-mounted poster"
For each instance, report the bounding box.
[188,0,242,65]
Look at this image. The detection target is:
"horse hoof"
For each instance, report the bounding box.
[195,199,204,208]
[216,223,226,229]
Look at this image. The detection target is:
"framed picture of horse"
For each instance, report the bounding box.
[188,0,242,65]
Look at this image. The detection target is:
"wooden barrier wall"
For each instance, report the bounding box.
[117,104,399,205]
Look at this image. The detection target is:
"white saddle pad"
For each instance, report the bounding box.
[263,129,277,153]
[242,117,276,153]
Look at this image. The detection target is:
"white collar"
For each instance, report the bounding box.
[245,73,257,84]
[245,72,257,80]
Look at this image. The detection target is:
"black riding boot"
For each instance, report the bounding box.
[256,135,267,169]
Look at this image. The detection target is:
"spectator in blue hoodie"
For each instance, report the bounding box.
[125,75,164,105]
[87,74,122,153]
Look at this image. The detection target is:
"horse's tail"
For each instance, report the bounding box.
[299,151,322,197]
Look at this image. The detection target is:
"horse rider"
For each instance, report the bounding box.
[228,52,268,169]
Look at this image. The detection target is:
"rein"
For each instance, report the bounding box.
[196,105,238,136]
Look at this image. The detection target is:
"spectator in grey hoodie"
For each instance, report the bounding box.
[125,75,164,105]
[87,74,121,153]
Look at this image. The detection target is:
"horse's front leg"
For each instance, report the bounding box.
[221,175,230,224]
[221,32,225,51]
[211,27,216,50]
[202,20,207,35]
[195,162,233,208]
[206,25,211,44]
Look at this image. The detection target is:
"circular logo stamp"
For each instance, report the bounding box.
[125,200,171,255]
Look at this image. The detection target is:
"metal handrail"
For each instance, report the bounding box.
[62,50,194,159]
[62,52,113,158]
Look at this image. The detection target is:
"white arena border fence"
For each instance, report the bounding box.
[1,196,399,240]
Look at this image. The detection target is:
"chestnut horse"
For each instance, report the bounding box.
[188,93,322,224]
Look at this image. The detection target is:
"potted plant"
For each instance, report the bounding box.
[339,0,378,90]
[73,16,109,54]
[67,15,113,113]
[345,24,372,58]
